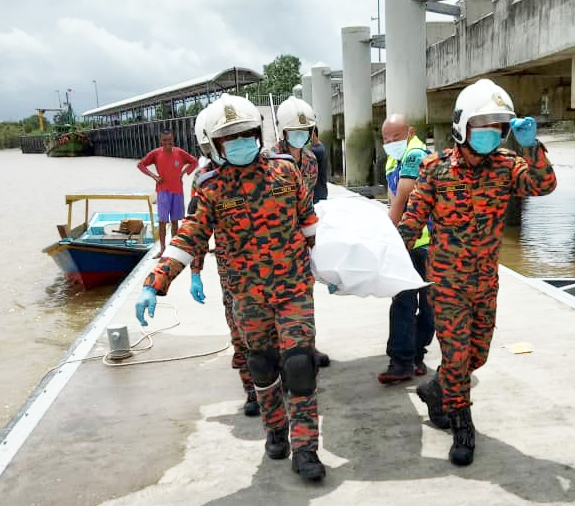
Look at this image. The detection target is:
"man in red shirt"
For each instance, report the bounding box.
[137,130,198,257]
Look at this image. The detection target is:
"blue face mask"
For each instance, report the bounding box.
[222,136,261,166]
[286,130,310,149]
[383,139,408,161]
[469,127,502,155]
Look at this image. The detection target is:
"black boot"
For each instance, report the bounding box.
[377,359,414,384]
[243,390,260,417]
[315,349,330,367]
[292,450,326,481]
[265,424,290,460]
[448,407,475,466]
[416,378,450,429]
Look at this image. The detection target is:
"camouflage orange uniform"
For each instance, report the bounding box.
[145,153,320,451]
[188,164,255,395]
[398,144,556,410]
[271,141,318,196]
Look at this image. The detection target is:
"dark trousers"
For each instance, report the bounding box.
[386,247,435,365]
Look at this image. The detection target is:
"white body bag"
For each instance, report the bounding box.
[311,196,428,297]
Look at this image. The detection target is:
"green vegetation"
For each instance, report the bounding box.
[0,122,23,149]
[245,54,302,96]
[0,114,52,149]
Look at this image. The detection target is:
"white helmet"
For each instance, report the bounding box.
[276,96,316,140]
[194,107,211,156]
[204,93,261,141]
[452,79,516,144]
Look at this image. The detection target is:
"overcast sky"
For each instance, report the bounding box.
[0,0,454,121]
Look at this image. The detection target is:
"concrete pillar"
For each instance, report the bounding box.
[572,56,575,110]
[341,26,374,186]
[302,72,313,106]
[385,0,427,137]
[311,61,333,167]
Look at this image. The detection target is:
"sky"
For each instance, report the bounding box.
[0,0,455,122]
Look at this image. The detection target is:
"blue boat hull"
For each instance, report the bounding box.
[46,241,151,289]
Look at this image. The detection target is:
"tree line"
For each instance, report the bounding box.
[0,114,50,149]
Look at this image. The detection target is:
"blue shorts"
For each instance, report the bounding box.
[157,191,185,222]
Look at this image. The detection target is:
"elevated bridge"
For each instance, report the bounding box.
[331,0,575,171]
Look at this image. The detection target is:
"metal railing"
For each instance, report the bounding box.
[268,93,280,143]
[245,93,290,107]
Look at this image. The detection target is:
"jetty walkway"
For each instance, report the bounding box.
[1,185,575,506]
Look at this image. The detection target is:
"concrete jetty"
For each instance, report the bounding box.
[2,186,575,506]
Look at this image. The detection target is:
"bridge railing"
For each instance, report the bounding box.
[245,94,291,107]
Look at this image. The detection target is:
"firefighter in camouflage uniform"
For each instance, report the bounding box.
[135,93,326,481]
[271,96,330,368]
[187,105,260,417]
[398,79,556,466]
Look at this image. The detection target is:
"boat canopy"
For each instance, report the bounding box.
[64,191,157,240]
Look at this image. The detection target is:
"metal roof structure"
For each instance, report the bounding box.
[81,67,262,118]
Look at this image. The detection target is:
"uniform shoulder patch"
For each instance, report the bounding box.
[264,152,295,163]
[404,148,428,165]
[195,169,218,187]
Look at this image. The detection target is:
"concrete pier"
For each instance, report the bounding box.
[384,0,427,137]
[341,26,374,186]
[311,61,333,166]
[2,183,575,505]
[301,72,313,107]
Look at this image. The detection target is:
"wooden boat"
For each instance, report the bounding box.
[43,191,158,289]
[45,96,92,157]
[46,130,92,157]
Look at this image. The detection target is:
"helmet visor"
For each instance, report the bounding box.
[468,111,516,128]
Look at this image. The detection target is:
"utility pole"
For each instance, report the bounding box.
[371,0,381,62]
[92,80,99,108]
[55,90,62,108]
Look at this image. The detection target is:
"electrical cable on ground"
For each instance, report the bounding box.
[41,303,230,377]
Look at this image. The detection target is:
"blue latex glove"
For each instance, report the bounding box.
[135,286,157,326]
[328,283,339,294]
[190,273,206,304]
[510,116,537,147]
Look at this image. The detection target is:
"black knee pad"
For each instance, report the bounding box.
[248,348,280,388]
[281,348,317,396]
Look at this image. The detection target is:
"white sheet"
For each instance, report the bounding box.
[311,196,428,297]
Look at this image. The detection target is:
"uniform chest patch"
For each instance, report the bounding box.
[483,179,510,189]
[437,183,469,193]
[217,197,246,211]
[270,185,297,196]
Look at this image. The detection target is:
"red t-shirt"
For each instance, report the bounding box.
[138,147,198,194]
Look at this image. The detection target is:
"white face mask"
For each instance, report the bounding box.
[383,139,408,161]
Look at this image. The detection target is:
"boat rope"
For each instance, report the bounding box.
[40,303,230,376]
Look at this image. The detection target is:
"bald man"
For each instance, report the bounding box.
[378,114,435,384]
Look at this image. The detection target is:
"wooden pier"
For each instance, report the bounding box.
[20,116,200,159]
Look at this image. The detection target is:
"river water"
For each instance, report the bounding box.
[1,137,574,429]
